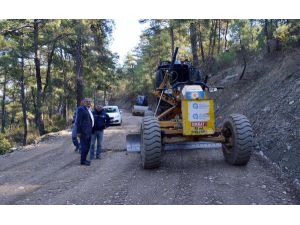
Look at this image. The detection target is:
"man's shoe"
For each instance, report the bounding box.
[74,147,79,152]
[96,155,101,159]
[80,160,91,166]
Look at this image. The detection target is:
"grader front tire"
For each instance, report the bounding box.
[140,116,162,169]
[222,114,254,165]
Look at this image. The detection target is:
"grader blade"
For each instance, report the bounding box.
[126,132,222,152]
[164,141,221,151]
[126,134,141,152]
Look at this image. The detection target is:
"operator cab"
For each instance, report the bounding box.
[155,60,203,89]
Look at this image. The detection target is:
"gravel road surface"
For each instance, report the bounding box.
[0,112,299,204]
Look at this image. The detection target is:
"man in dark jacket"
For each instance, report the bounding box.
[89,104,110,160]
[71,100,84,153]
[77,98,94,166]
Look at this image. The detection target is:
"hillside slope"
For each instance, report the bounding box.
[211,49,300,181]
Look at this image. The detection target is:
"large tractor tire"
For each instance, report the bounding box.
[222,114,254,165]
[140,116,162,169]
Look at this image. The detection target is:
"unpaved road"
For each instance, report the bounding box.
[0,112,299,205]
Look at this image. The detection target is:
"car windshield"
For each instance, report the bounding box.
[104,108,117,113]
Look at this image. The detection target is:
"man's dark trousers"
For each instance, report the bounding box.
[80,135,91,163]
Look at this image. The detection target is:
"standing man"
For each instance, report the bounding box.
[89,104,110,160]
[71,100,84,153]
[76,98,94,166]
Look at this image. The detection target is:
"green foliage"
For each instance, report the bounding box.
[217,51,237,68]
[46,115,66,133]
[0,133,12,154]
[274,21,300,48]
[26,131,40,145]
[229,20,261,51]
[274,24,290,43]
[0,19,116,149]
[47,126,60,133]
[119,19,300,103]
[52,115,66,129]
[6,127,24,144]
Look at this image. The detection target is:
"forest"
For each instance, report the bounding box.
[0,19,299,153]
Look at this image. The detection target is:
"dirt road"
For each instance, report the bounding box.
[0,112,299,205]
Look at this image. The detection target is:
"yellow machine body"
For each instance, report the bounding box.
[181,85,215,136]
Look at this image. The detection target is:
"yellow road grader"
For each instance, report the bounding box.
[126,47,254,169]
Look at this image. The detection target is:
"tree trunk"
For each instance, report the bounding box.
[43,41,56,119]
[58,95,63,116]
[218,19,221,54]
[59,48,67,121]
[62,71,67,121]
[264,19,270,53]
[20,36,27,145]
[20,65,27,145]
[239,46,247,80]
[250,20,254,43]
[43,41,56,100]
[224,20,229,51]
[189,22,199,67]
[43,41,56,120]
[211,20,218,57]
[103,86,107,105]
[208,20,215,56]
[33,19,45,135]
[10,92,16,128]
[131,67,135,91]
[66,99,69,122]
[75,23,84,107]
[1,73,7,133]
[270,19,273,35]
[31,87,38,129]
[197,21,205,62]
[170,25,175,57]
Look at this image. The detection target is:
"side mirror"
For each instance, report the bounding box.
[209,86,224,92]
[209,87,218,93]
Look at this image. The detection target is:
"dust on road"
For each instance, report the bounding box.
[0,112,299,204]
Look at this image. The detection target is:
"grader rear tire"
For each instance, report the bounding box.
[140,116,162,169]
[222,114,254,165]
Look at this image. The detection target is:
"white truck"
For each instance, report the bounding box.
[132,95,149,116]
